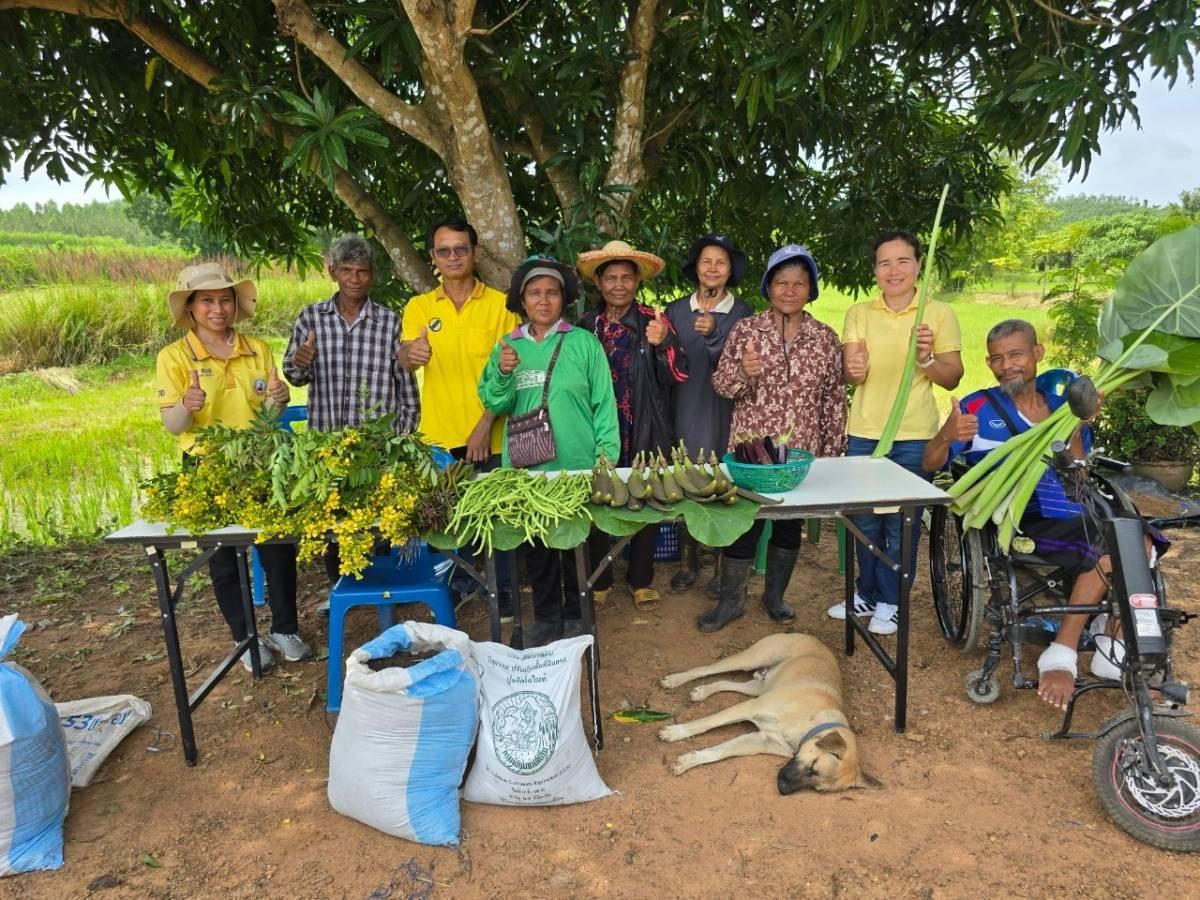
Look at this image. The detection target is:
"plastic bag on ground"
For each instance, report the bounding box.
[0,614,70,877]
[327,621,477,846]
[56,695,152,788]
[465,635,611,806]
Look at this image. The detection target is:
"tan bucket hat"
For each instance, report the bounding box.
[576,239,665,282]
[167,263,257,329]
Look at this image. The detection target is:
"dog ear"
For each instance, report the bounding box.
[852,771,884,790]
[815,730,847,754]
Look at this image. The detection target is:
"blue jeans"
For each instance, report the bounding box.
[846,436,932,609]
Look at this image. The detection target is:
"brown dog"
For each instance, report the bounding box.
[658,633,880,793]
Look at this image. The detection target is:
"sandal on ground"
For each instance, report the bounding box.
[592,589,609,612]
[632,588,661,612]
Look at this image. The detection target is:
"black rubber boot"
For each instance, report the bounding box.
[697,556,752,633]
[705,554,721,599]
[523,617,563,648]
[761,544,798,623]
[669,530,701,593]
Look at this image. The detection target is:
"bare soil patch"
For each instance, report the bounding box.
[2,497,1198,899]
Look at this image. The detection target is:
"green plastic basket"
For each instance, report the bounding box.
[722,448,815,493]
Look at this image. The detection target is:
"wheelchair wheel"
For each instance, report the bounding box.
[1093,715,1200,851]
[929,506,986,652]
[964,668,1000,704]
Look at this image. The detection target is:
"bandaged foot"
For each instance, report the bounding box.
[1037,642,1078,711]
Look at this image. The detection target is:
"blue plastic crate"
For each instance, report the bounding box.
[621,523,680,561]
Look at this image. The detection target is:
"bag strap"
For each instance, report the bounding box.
[983,388,1029,437]
[539,332,565,407]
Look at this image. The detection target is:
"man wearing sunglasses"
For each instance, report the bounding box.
[399,216,520,618]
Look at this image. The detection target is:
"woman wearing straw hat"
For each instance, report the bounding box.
[156,262,312,672]
[663,234,753,592]
[479,257,620,647]
[577,240,689,613]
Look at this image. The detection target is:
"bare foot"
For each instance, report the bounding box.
[1037,670,1074,711]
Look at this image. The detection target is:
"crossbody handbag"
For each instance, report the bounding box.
[506,334,565,468]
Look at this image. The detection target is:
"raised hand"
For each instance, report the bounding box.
[183,369,206,412]
[267,366,289,406]
[845,339,870,382]
[693,310,715,336]
[945,396,978,442]
[400,326,433,369]
[646,309,669,346]
[498,338,521,375]
[915,323,935,365]
[741,341,763,379]
[293,330,317,368]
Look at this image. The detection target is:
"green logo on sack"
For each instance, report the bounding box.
[492,691,559,775]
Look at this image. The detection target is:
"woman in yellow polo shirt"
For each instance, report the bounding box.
[155,263,312,673]
[830,231,963,635]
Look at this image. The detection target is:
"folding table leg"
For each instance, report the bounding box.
[575,544,603,753]
[485,553,503,643]
[148,548,199,766]
[843,517,856,657]
[235,547,264,678]
[895,506,913,732]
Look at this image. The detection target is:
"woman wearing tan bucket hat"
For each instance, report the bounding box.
[155,262,313,673]
[577,240,689,613]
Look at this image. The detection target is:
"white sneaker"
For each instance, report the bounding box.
[827,593,873,620]
[868,603,899,635]
[266,631,313,662]
[239,638,276,673]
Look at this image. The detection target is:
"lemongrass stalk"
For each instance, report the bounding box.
[872,183,950,459]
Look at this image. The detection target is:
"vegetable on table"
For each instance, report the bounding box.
[950,224,1200,550]
[444,468,592,553]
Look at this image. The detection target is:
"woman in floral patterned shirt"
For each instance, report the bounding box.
[702,244,846,632]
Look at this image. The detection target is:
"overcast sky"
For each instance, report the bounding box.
[1,74,1197,210]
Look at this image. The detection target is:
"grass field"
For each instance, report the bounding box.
[0,241,1059,547]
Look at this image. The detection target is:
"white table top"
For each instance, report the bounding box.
[107,456,947,545]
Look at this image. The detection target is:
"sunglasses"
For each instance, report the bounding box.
[433,246,472,259]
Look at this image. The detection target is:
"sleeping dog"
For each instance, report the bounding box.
[659,633,880,793]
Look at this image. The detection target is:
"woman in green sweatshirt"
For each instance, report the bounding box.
[478,257,620,646]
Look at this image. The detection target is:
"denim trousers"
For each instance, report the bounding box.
[846,436,931,608]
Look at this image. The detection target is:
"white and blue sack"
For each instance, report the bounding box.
[327,622,477,846]
[0,614,70,877]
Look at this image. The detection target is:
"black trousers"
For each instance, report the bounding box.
[210,543,299,641]
[723,519,804,560]
[524,530,615,623]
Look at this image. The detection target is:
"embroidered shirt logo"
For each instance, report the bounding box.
[253,378,267,395]
[429,317,444,332]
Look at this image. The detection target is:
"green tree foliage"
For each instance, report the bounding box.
[1168,186,1200,218]
[1046,193,1154,225]
[2,1,1197,292]
[0,199,154,244]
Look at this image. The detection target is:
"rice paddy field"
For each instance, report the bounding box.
[0,235,1054,548]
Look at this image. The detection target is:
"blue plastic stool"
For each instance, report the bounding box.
[252,405,309,607]
[325,544,455,712]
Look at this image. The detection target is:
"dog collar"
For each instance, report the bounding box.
[799,721,844,746]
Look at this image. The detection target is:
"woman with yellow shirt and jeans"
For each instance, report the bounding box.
[829,231,963,635]
[156,263,312,673]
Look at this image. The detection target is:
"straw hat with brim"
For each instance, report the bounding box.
[681,233,747,286]
[505,257,581,314]
[167,263,257,330]
[576,240,665,283]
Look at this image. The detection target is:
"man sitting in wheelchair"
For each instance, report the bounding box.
[922,319,1168,712]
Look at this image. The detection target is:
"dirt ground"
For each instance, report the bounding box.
[2,495,1199,899]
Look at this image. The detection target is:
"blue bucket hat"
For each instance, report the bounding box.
[760,244,820,301]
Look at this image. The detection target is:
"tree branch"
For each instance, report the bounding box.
[273,0,445,158]
[466,0,531,37]
[603,0,661,226]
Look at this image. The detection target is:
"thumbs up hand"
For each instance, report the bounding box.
[694,310,716,336]
[645,309,668,346]
[946,396,978,442]
[293,330,317,368]
[498,338,521,375]
[267,366,290,407]
[183,369,206,412]
[741,341,763,379]
[845,339,870,383]
[400,326,433,369]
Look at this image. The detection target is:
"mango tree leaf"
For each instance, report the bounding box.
[678,498,760,548]
[544,510,594,551]
[1109,224,1200,338]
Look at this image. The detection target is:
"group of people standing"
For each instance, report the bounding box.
[155,218,964,661]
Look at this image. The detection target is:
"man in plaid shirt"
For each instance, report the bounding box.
[283,233,420,586]
[283,233,419,434]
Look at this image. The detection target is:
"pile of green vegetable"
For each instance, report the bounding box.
[442,468,593,553]
[950,224,1200,549]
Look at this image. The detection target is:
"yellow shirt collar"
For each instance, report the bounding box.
[434,279,487,303]
[870,294,920,315]
[185,330,256,360]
